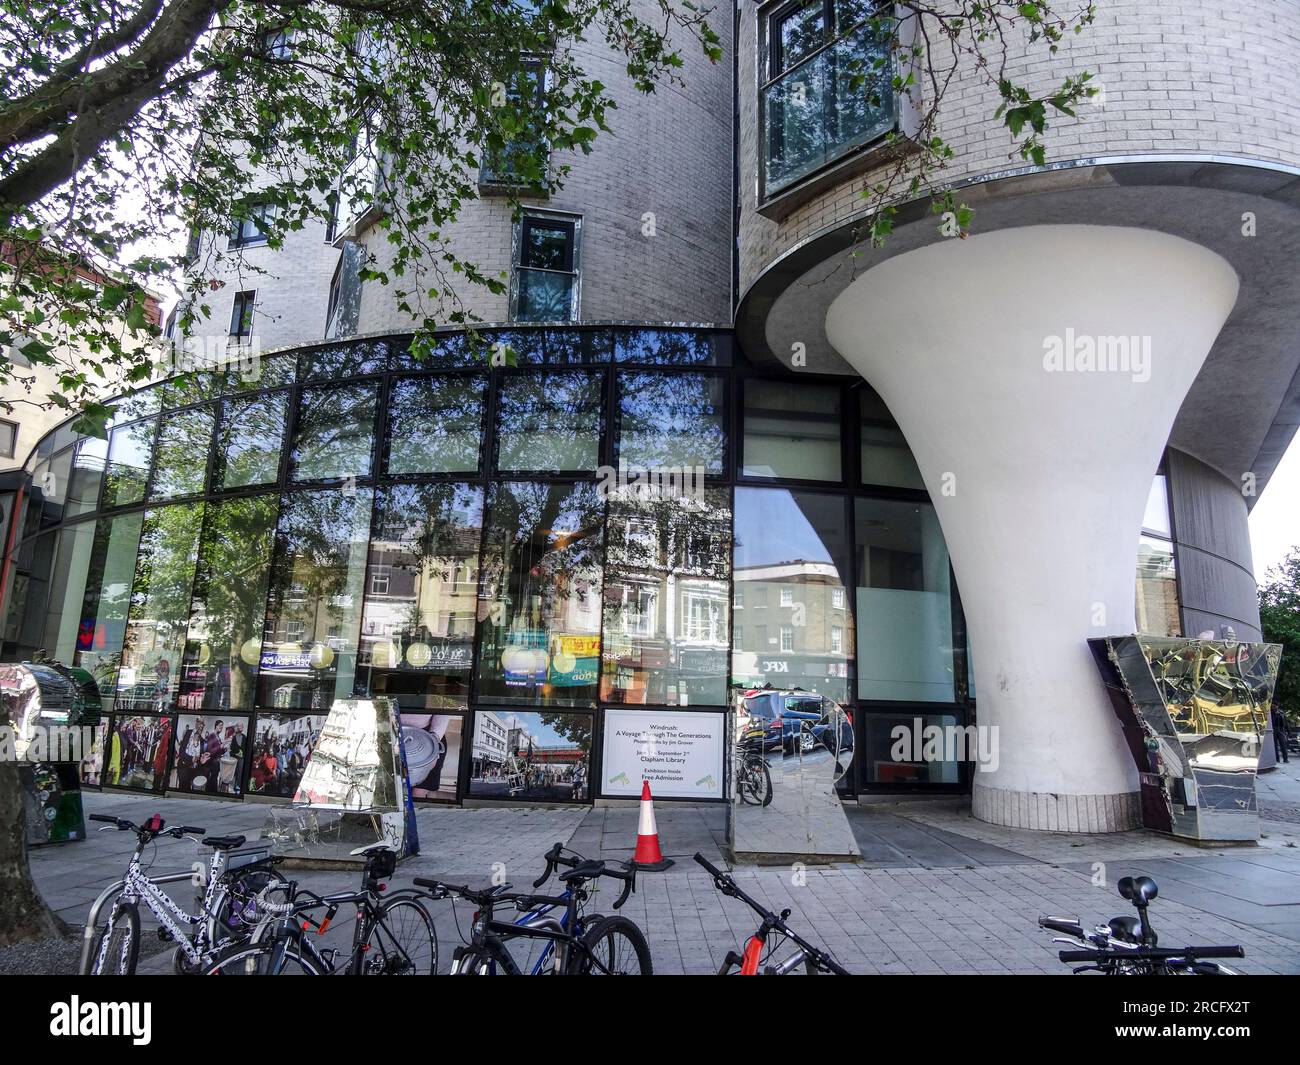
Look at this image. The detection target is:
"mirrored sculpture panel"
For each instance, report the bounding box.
[728,688,860,862]
[1089,636,1280,842]
[262,697,416,863]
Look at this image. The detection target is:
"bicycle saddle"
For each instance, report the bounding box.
[201,834,247,850]
[1117,875,1158,905]
[558,860,605,882]
[349,842,397,856]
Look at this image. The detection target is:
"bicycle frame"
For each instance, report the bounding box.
[92,843,223,972]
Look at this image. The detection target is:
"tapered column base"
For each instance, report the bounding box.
[972,778,1140,833]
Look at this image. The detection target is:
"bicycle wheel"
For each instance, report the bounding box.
[361,897,437,975]
[567,915,653,975]
[749,760,772,806]
[89,900,140,976]
[202,940,328,976]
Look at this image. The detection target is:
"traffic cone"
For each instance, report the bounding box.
[631,780,674,870]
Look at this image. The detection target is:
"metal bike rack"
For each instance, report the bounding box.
[78,870,197,976]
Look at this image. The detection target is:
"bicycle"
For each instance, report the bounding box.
[416,842,652,975]
[1041,874,1244,975]
[201,842,436,975]
[735,731,773,806]
[83,813,289,976]
[694,852,849,975]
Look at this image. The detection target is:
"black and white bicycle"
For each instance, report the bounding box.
[83,813,288,976]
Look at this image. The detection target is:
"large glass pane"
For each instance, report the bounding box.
[476,482,604,706]
[118,504,205,712]
[1142,474,1172,536]
[257,488,373,711]
[515,269,575,322]
[387,376,485,475]
[731,488,852,700]
[860,387,923,489]
[860,710,963,785]
[102,418,155,507]
[855,499,954,702]
[614,330,730,366]
[65,436,108,518]
[45,522,96,662]
[776,0,825,73]
[358,483,485,710]
[495,371,603,472]
[149,404,215,500]
[290,383,378,481]
[763,20,894,195]
[216,391,288,490]
[299,340,387,382]
[75,511,146,700]
[467,709,591,801]
[1136,534,1181,637]
[178,494,280,711]
[601,488,731,706]
[743,379,841,481]
[618,372,726,475]
[38,447,73,526]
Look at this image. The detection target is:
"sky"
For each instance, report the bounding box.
[1250,434,1300,584]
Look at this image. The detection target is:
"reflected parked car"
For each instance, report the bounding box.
[743,690,846,755]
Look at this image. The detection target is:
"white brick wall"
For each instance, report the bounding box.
[186,1,736,349]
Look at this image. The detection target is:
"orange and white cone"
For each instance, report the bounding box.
[631,780,674,870]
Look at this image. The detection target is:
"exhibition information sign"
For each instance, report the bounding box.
[602,709,724,800]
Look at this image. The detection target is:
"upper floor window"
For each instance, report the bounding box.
[257,27,293,60]
[481,59,548,190]
[511,212,580,322]
[0,418,16,459]
[229,202,273,248]
[761,0,894,198]
[229,290,256,341]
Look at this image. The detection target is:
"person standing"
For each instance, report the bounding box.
[1273,706,1291,764]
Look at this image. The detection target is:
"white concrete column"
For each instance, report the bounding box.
[826,225,1238,831]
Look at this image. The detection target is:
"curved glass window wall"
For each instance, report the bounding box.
[1,326,980,801]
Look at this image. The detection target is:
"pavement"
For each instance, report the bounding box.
[23,761,1300,975]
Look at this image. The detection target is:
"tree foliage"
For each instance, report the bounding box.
[1260,548,1300,722]
[0,0,1095,434]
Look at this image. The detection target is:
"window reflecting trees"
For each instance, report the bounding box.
[179,494,280,711]
[476,482,604,706]
[359,483,484,710]
[119,504,205,712]
[258,489,373,711]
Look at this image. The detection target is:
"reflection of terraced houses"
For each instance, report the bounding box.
[3,1,1299,827]
[471,710,508,778]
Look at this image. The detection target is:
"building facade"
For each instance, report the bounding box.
[2,1,1297,828]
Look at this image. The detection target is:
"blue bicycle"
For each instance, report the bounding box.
[415,843,652,975]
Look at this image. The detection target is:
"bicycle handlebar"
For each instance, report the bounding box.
[89,814,205,838]
[533,841,582,888]
[1059,945,1245,963]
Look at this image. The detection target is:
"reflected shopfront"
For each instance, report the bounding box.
[1,326,1178,806]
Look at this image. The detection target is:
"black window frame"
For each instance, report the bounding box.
[228,202,274,250]
[229,290,256,341]
[510,211,581,323]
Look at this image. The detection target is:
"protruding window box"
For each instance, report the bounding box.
[757,1,907,220]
